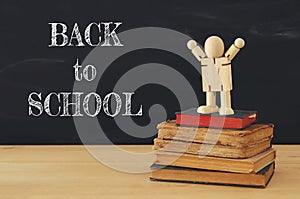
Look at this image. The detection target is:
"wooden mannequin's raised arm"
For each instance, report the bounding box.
[187,40,206,62]
[225,38,245,61]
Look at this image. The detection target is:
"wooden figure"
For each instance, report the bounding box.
[187,36,245,115]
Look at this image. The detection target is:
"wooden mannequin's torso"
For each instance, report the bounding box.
[201,57,232,92]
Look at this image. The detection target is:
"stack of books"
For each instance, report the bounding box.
[150,108,275,188]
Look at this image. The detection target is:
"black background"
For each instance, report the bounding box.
[0,0,299,144]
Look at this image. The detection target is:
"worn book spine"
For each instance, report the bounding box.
[150,163,275,188]
[153,138,272,158]
[155,148,276,173]
[157,120,274,148]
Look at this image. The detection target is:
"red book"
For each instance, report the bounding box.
[176,108,257,129]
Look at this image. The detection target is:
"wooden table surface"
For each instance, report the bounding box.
[0,145,299,199]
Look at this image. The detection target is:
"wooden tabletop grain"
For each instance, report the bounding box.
[0,145,299,199]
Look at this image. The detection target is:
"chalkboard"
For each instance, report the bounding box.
[0,0,299,144]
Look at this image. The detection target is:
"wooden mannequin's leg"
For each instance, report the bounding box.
[219,91,234,115]
[197,91,219,114]
[207,91,216,107]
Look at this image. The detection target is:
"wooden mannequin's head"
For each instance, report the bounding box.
[204,36,224,59]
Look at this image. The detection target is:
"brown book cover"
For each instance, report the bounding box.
[150,163,275,188]
[157,120,274,147]
[155,148,276,173]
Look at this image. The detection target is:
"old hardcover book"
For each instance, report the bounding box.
[153,138,271,158]
[155,148,276,173]
[176,108,257,129]
[150,163,275,188]
[157,120,274,148]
